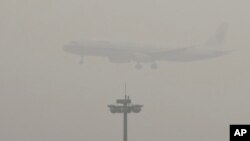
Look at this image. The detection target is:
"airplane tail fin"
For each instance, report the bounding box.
[205,23,228,47]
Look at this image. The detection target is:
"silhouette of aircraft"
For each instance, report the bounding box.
[63,24,230,69]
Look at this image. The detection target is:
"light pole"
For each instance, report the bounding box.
[108,89,143,141]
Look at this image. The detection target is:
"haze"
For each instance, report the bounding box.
[1,0,250,141]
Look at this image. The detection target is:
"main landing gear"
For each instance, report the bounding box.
[135,63,158,70]
[135,63,142,70]
[150,63,157,69]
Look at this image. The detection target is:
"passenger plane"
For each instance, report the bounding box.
[63,24,230,69]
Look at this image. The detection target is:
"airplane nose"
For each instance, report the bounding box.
[63,41,78,51]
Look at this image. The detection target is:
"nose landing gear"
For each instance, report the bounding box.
[79,56,84,64]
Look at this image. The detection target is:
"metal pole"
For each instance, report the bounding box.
[124,110,127,141]
[123,95,128,141]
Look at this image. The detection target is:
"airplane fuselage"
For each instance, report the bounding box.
[64,41,228,63]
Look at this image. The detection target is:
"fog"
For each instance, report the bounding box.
[1,0,250,141]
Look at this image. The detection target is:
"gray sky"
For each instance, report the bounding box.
[1,0,250,141]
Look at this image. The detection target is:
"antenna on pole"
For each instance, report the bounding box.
[125,83,127,99]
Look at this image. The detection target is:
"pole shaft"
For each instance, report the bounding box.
[123,112,128,141]
[124,96,127,141]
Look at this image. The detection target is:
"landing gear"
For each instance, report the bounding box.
[79,60,83,64]
[150,63,158,69]
[135,63,142,70]
[79,56,84,64]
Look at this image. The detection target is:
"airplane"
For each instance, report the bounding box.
[63,24,230,69]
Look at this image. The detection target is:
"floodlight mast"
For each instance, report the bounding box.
[108,86,143,141]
